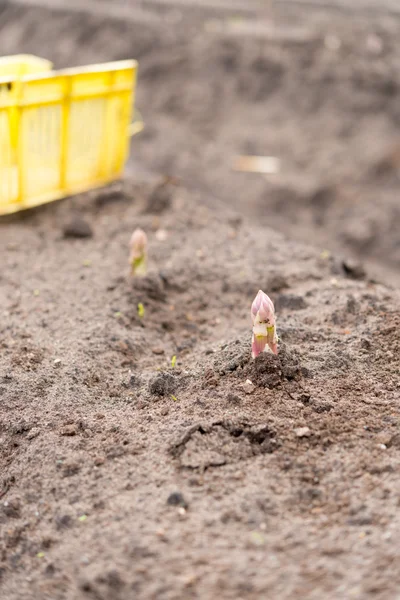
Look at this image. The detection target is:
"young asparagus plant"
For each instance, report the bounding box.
[251,290,278,358]
[129,228,148,276]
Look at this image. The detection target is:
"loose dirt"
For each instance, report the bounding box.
[1,2,400,599]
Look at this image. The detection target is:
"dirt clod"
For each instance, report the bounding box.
[342,259,366,280]
[167,492,188,508]
[2,498,21,519]
[148,372,178,396]
[63,217,93,239]
[276,294,308,311]
[143,181,173,214]
[60,424,78,436]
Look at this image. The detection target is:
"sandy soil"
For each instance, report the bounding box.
[1,1,400,599]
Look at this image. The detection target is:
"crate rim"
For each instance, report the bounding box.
[0,58,138,86]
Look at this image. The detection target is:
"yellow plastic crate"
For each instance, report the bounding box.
[0,54,138,215]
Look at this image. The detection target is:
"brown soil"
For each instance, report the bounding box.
[1,2,400,599]
[3,0,400,284]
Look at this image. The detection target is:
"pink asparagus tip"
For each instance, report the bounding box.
[251,290,278,358]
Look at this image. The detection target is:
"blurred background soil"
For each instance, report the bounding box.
[1,0,400,285]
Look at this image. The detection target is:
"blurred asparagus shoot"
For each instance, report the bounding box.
[129,228,148,276]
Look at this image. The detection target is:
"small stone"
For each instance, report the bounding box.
[151,347,165,356]
[63,217,93,239]
[27,427,40,440]
[376,432,392,446]
[167,492,188,508]
[155,229,168,241]
[160,407,169,416]
[243,379,255,395]
[60,424,78,437]
[295,426,311,438]
[54,358,62,367]
[94,456,105,466]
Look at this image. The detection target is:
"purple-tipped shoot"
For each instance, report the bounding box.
[251,290,278,358]
[129,228,148,276]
